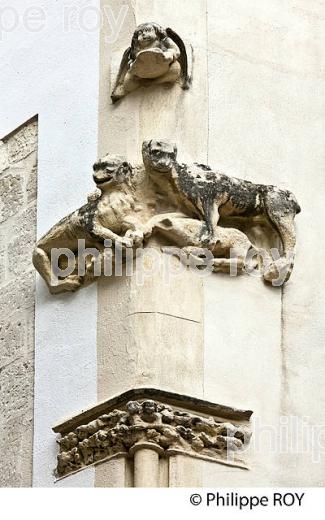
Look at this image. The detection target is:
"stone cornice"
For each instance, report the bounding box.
[53,387,253,435]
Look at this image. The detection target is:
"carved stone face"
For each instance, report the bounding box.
[142,399,157,415]
[76,426,89,441]
[93,154,133,189]
[144,139,177,173]
[136,24,157,49]
[126,401,141,415]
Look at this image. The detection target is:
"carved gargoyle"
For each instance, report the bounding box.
[32,154,148,294]
[111,22,191,103]
[142,139,301,283]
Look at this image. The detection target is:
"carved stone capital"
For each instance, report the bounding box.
[53,388,253,478]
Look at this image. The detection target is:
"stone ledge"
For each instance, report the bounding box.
[53,387,253,435]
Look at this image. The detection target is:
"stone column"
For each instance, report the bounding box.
[96,0,208,383]
[97,247,204,400]
[92,0,284,486]
[131,443,163,488]
[95,0,209,486]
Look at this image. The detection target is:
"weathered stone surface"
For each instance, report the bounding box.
[55,397,251,477]
[0,355,34,417]
[26,164,37,203]
[0,339,34,487]
[0,173,24,223]
[0,141,9,173]
[13,206,37,238]
[0,119,37,487]
[0,273,35,318]
[7,121,38,164]
[0,316,26,363]
[0,251,5,285]
[142,139,300,285]
[8,235,35,276]
[32,156,156,294]
[111,23,191,103]
[0,431,24,487]
[33,140,299,295]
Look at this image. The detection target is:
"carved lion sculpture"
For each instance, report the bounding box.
[111,22,191,103]
[33,155,146,294]
[142,139,301,283]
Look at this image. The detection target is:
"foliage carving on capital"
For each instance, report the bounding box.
[56,399,251,477]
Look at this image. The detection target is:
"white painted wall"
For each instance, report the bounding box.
[0,0,101,486]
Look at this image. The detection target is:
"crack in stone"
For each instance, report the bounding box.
[0,356,23,372]
[125,311,200,323]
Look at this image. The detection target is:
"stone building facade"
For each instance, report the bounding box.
[1,0,325,487]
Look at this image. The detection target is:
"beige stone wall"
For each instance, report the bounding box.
[0,118,38,487]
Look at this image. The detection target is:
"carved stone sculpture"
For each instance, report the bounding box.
[142,139,301,282]
[55,399,251,477]
[111,23,191,103]
[147,212,257,274]
[32,154,149,294]
[33,139,300,293]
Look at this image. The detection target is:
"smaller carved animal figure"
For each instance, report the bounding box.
[147,212,257,273]
[142,139,301,283]
[33,155,145,294]
[111,22,190,103]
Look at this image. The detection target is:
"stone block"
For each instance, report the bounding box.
[26,164,37,203]
[7,122,38,164]
[0,172,24,223]
[12,206,37,238]
[0,316,27,366]
[0,249,5,284]
[0,273,35,319]
[0,141,9,173]
[7,235,35,277]
[0,360,32,417]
